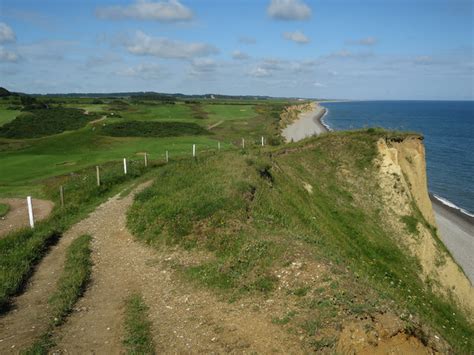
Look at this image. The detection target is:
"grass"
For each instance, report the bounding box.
[123,293,155,354]
[0,156,158,310]
[0,202,10,217]
[128,130,474,353]
[49,234,92,325]
[0,107,21,127]
[24,234,92,354]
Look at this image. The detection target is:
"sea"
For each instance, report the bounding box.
[321,101,474,217]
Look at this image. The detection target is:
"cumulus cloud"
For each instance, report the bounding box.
[117,63,163,79]
[96,0,193,22]
[283,31,310,44]
[125,31,218,59]
[313,82,325,87]
[346,37,378,46]
[232,50,249,60]
[0,22,16,43]
[267,0,311,21]
[0,46,19,62]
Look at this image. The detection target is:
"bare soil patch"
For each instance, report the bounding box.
[0,198,54,237]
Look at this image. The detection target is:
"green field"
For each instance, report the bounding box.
[0,107,21,127]
[0,97,285,197]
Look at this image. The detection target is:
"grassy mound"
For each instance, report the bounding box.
[100,121,209,138]
[0,108,95,138]
[127,130,473,352]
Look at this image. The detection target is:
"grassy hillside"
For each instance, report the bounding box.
[127,130,473,353]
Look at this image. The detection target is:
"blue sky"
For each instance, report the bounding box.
[0,0,472,99]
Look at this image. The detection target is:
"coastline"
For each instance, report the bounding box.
[281,103,327,142]
[320,102,474,282]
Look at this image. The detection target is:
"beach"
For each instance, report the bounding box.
[284,102,474,284]
[281,103,327,143]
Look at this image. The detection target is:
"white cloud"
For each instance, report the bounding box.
[96,0,193,22]
[347,37,378,46]
[0,46,19,62]
[326,49,373,60]
[125,31,218,59]
[249,67,271,78]
[313,82,325,87]
[0,22,16,43]
[117,63,163,79]
[283,31,310,44]
[232,50,249,60]
[267,0,311,21]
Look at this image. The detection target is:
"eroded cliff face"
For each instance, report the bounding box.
[376,136,474,317]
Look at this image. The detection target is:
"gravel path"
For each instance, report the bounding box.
[50,182,303,353]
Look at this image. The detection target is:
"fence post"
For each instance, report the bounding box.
[96,166,101,186]
[193,144,196,158]
[218,141,221,151]
[166,150,169,163]
[242,138,245,149]
[261,136,264,147]
[144,152,148,167]
[60,186,64,207]
[123,158,127,175]
[27,196,34,229]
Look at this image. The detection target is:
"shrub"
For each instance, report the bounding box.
[101,121,210,138]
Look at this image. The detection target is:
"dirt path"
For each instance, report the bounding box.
[50,182,303,354]
[207,120,224,130]
[0,200,99,351]
[0,198,54,238]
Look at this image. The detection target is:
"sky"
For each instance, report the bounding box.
[0,0,473,99]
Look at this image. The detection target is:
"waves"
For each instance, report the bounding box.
[433,194,474,218]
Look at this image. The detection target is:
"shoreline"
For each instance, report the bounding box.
[281,103,327,142]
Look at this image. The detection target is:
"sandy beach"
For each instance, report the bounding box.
[281,103,327,143]
[284,103,474,284]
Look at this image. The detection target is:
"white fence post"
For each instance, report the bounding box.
[27,196,34,229]
[166,150,169,163]
[193,144,196,158]
[60,186,64,207]
[96,166,101,186]
[144,152,148,167]
[123,158,127,175]
[242,138,245,149]
[261,136,264,146]
[218,141,221,151]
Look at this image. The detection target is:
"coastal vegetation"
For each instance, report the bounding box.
[0,92,472,353]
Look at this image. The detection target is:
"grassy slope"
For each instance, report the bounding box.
[127,130,473,353]
[0,107,21,127]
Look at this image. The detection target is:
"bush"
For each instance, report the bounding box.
[100,121,210,138]
[0,108,95,138]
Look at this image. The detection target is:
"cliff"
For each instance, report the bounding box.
[377,135,474,317]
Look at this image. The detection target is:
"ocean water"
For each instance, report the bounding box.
[321,101,474,216]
